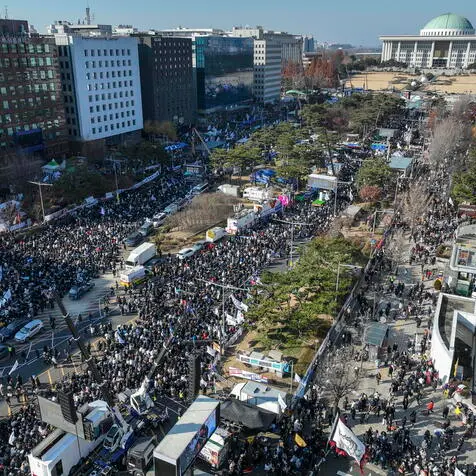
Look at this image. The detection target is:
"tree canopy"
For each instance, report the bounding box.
[355,157,393,190]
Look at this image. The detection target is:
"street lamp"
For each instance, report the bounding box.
[335,263,363,302]
[195,278,249,354]
[272,218,313,268]
[28,181,53,223]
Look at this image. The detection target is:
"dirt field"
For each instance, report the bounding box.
[350,71,476,94]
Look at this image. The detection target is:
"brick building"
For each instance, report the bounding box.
[0,20,68,160]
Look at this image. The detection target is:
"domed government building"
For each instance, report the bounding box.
[380,13,476,68]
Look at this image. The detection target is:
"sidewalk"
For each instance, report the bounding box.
[346,234,476,470]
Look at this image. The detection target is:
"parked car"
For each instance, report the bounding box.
[177,247,196,260]
[0,319,29,342]
[69,281,95,300]
[164,203,179,215]
[125,232,143,247]
[138,221,154,237]
[191,240,207,253]
[15,319,44,342]
[0,344,10,360]
[191,182,209,195]
[152,212,167,228]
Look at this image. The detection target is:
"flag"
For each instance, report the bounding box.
[226,314,237,326]
[206,346,216,357]
[115,330,125,345]
[100,207,105,216]
[0,266,2,281]
[455,467,465,476]
[230,294,248,312]
[330,418,366,464]
[294,373,301,384]
[8,360,19,375]
[212,341,221,353]
[278,393,287,411]
[453,358,459,377]
[448,197,454,206]
[236,311,244,324]
[294,433,307,447]
[213,307,219,316]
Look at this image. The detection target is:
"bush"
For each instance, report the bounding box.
[359,185,382,202]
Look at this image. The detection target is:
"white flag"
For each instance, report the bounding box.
[278,393,287,411]
[294,373,302,384]
[3,289,11,301]
[206,346,216,357]
[236,310,244,324]
[331,418,366,464]
[100,207,105,216]
[226,314,237,325]
[8,360,19,375]
[230,294,248,312]
[455,468,465,476]
[448,197,454,206]
[115,330,125,344]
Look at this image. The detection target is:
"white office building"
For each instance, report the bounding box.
[254,40,282,103]
[380,13,476,69]
[54,34,143,145]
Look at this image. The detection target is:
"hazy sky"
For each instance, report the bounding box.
[8,0,476,47]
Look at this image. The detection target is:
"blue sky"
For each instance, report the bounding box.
[9,0,476,46]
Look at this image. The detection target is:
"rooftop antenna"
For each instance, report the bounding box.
[85,4,91,25]
[4,5,8,19]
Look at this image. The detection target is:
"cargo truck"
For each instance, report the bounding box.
[226,209,257,235]
[205,227,227,243]
[125,243,156,268]
[119,266,147,287]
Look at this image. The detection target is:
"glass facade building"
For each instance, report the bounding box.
[195,36,254,111]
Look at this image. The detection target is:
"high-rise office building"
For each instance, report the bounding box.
[137,35,196,124]
[0,20,68,159]
[231,26,303,67]
[195,36,254,112]
[303,36,315,53]
[54,34,143,156]
[253,39,282,104]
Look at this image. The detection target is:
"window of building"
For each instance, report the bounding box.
[92,127,96,134]
[84,49,89,56]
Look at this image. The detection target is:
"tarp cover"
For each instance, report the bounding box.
[220,399,276,430]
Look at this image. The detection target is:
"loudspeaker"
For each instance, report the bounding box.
[188,354,201,398]
[58,390,77,424]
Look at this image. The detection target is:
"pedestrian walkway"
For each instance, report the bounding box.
[344,232,476,471]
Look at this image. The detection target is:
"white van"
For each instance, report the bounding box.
[206,227,227,243]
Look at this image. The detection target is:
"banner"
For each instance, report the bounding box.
[278,393,287,411]
[230,294,248,312]
[228,366,268,383]
[294,373,302,384]
[331,418,366,464]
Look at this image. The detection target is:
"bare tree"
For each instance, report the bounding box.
[314,346,359,410]
[402,180,431,235]
[428,118,471,173]
[383,229,407,274]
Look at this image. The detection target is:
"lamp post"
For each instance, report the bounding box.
[272,218,313,268]
[105,157,124,203]
[196,278,249,354]
[28,181,52,223]
[335,263,363,302]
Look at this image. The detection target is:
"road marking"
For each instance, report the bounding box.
[26,342,32,361]
[47,370,53,386]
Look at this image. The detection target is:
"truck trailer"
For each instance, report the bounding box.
[125,243,156,268]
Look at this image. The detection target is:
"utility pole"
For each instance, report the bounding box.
[333,180,352,216]
[195,278,249,354]
[28,181,52,223]
[105,157,124,203]
[272,218,313,268]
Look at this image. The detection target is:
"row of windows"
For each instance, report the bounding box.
[85,59,132,68]
[87,81,133,91]
[0,43,51,54]
[87,102,136,115]
[0,82,56,96]
[0,117,61,131]
[84,48,131,57]
[87,89,136,102]
[2,90,57,109]
[85,69,131,80]
[91,120,136,134]
[0,70,56,82]
[91,110,135,123]
[0,57,54,68]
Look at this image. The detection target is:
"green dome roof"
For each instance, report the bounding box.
[422,13,474,31]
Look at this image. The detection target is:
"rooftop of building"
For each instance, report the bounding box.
[422,13,474,32]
